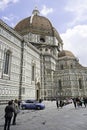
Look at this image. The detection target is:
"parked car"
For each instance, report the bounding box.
[20,100,45,110]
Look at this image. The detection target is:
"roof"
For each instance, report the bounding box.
[14,8,62,42]
[14,15,53,36]
[58,50,75,58]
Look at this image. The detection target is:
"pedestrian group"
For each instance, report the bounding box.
[56,96,87,110]
[4,99,20,130]
[72,96,87,108]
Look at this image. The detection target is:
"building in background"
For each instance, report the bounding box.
[0,8,87,103]
[54,50,87,99]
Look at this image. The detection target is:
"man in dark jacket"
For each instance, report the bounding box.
[4,100,14,130]
[56,99,59,109]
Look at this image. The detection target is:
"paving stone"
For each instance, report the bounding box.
[0,101,87,130]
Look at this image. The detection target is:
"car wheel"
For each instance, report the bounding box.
[37,106,41,110]
[22,106,26,110]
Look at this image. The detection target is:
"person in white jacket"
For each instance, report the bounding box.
[12,99,19,125]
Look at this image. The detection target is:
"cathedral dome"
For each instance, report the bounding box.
[58,50,75,58]
[14,8,62,42]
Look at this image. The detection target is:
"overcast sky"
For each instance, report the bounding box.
[0,0,87,66]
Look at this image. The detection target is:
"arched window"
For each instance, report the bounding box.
[61,64,63,70]
[71,64,73,69]
[79,78,82,89]
[40,36,45,42]
[59,80,62,90]
[32,65,35,81]
[40,48,42,51]
[45,48,48,51]
[4,50,11,75]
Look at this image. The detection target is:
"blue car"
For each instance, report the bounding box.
[21,100,45,110]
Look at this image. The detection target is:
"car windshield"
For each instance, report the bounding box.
[25,100,38,103]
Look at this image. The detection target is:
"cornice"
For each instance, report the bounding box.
[0,19,23,41]
[42,53,58,60]
[23,38,40,54]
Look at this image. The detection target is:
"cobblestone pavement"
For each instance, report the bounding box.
[0,101,87,130]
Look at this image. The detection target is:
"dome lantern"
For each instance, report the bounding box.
[32,6,40,16]
[30,6,40,24]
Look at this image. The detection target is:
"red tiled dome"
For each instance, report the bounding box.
[14,9,62,42]
[58,50,75,58]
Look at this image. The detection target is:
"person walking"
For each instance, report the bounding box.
[83,97,87,107]
[18,100,21,109]
[56,99,59,109]
[60,100,64,108]
[4,100,14,130]
[12,99,19,125]
[76,97,82,107]
[72,98,77,108]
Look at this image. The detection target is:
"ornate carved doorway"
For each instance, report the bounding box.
[36,82,40,101]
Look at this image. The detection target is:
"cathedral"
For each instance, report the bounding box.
[0,8,87,103]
